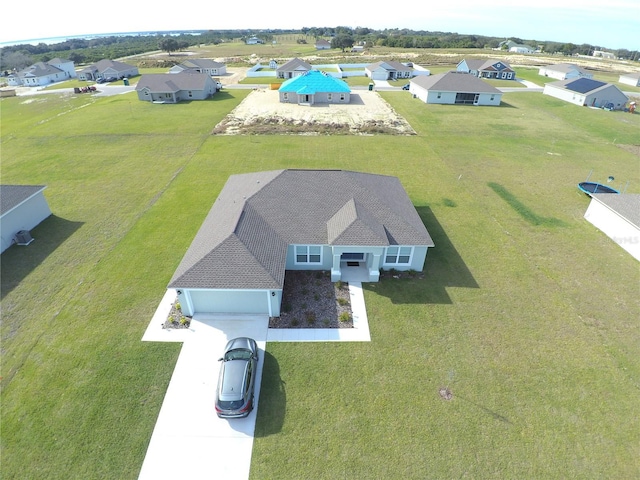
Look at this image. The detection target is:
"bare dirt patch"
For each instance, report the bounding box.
[212,89,415,136]
[616,144,640,156]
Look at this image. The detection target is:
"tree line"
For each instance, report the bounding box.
[2,27,638,72]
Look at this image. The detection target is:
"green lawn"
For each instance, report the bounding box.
[1,84,639,479]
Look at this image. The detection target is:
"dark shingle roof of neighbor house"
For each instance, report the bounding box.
[461,59,513,71]
[0,185,46,216]
[135,73,212,92]
[561,78,607,94]
[169,170,433,290]
[591,193,640,229]
[411,71,502,93]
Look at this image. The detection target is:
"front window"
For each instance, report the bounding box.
[295,245,322,264]
[384,246,413,265]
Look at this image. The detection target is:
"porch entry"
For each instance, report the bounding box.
[341,252,365,266]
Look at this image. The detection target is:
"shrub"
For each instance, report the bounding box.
[175,301,181,311]
[339,312,351,323]
[291,318,299,326]
[337,297,349,306]
[179,316,189,325]
[305,311,316,324]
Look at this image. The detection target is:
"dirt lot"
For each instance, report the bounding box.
[212,89,416,135]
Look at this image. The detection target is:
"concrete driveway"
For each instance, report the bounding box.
[140,291,269,480]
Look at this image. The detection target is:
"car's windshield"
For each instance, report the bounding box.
[225,349,252,361]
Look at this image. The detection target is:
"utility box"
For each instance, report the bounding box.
[15,230,34,246]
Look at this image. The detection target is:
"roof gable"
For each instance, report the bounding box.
[277,57,312,72]
[327,198,388,245]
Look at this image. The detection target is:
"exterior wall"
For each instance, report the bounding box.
[279,91,350,104]
[619,75,640,87]
[538,67,571,80]
[543,85,585,105]
[101,66,138,79]
[1,191,52,253]
[410,86,500,105]
[584,199,640,261]
[583,86,628,109]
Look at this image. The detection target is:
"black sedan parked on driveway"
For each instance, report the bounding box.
[215,337,258,418]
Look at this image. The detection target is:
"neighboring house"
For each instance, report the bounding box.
[409,71,503,106]
[78,59,139,81]
[315,39,331,50]
[246,36,262,45]
[619,72,640,87]
[168,169,434,317]
[538,63,593,80]
[509,44,535,54]
[584,194,640,261]
[7,58,76,86]
[456,59,516,80]
[169,59,227,76]
[365,61,413,81]
[0,185,52,253]
[269,59,278,69]
[279,70,350,105]
[593,50,615,59]
[135,73,217,103]
[276,57,313,79]
[543,78,628,109]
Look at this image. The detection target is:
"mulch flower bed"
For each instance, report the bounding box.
[163,300,191,329]
[269,270,353,329]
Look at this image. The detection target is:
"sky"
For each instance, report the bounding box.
[2,0,639,50]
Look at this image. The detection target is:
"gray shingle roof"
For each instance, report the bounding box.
[591,194,640,229]
[135,73,212,93]
[276,58,313,72]
[169,170,433,289]
[411,71,501,93]
[0,185,46,217]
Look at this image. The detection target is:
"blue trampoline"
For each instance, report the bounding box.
[578,181,619,195]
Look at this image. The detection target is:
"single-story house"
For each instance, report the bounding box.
[409,71,503,106]
[315,39,331,50]
[543,78,628,109]
[279,70,350,105]
[78,59,139,81]
[1,185,52,253]
[538,63,593,80]
[619,72,640,87]
[276,57,313,79]
[168,169,434,317]
[456,59,516,80]
[584,194,640,261]
[593,50,615,59]
[169,59,227,76]
[509,44,536,54]
[135,73,217,103]
[365,60,413,81]
[7,58,76,86]
[246,36,262,44]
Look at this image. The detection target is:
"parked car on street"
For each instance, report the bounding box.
[402,83,410,90]
[215,337,258,418]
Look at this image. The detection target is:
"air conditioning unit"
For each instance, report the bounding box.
[15,230,34,246]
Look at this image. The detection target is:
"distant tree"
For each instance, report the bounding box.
[68,52,85,64]
[332,34,354,52]
[0,51,33,71]
[159,38,179,55]
[177,40,190,51]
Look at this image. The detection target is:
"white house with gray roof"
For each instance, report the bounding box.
[538,63,593,80]
[543,78,628,109]
[1,185,52,253]
[78,59,139,81]
[584,194,640,261]
[276,58,313,79]
[619,72,640,87]
[7,58,76,86]
[409,72,502,106]
[135,73,217,103]
[169,59,227,76]
[365,61,413,81]
[168,170,434,317]
[457,59,515,80]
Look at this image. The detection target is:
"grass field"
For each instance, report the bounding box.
[1,78,639,479]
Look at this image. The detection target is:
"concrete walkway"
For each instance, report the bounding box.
[139,281,370,479]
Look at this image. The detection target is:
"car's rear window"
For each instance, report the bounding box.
[218,400,244,410]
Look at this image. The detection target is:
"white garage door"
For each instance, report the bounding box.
[189,290,270,315]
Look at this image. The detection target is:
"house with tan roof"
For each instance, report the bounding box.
[168,170,434,317]
[409,71,503,106]
[135,72,217,103]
